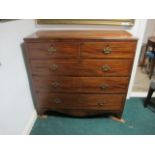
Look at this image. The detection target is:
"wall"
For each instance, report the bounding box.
[143,19,155,43]
[127,19,147,97]
[0,20,36,134]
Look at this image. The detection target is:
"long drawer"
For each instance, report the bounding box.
[38,93,124,110]
[34,77,129,93]
[81,41,136,58]
[30,59,132,77]
[26,42,79,59]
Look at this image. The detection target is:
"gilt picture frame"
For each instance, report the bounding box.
[37,19,135,26]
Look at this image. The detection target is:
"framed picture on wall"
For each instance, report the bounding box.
[37,19,135,26]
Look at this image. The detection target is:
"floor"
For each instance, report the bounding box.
[132,67,155,92]
[30,98,155,135]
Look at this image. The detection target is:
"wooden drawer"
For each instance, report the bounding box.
[31,59,132,77]
[81,41,137,58]
[26,42,79,59]
[34,77,128,93]
[38,93,124,110]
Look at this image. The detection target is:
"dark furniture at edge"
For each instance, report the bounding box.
[141,36,155,79]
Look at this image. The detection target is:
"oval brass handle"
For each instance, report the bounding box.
[50,64,58,71]
[53,98,62,104]
[102,65,111,72]
[103,46,112,54]
[51,82,60,88]
[48,46,57,54]
[100,84,109,90]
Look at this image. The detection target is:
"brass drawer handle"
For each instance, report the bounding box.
[51,82,60,88]
[53,98,62,104]
[98,102,105,106]
[100,84,109,90]
[50,64,58,71]
[103,46,112,54]
[48,46,57,54]
[102,65,111,72]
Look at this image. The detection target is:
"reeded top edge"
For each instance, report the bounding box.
[24,30,138,41]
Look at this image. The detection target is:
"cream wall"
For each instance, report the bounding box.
[0,19,147,134]
[0,19,36,134]
[143,19,155,43]
[127,20,147,97]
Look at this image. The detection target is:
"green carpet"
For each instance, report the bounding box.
[30,98,155,135]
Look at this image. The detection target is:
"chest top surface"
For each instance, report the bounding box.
[24,30,137,41]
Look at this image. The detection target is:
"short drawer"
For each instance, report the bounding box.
[33,77,129,93]
[30,59,132,77]
[38,93,124,110]
[81,41,137,58]
[26,42,79,59]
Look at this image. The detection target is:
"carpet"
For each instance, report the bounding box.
[30,98,155,135]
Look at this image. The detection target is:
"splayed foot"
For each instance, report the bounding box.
[110,116,126,123]
[38,115,48,119]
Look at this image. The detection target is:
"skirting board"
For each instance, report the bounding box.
[131,91,155,98]
[22,110,37,135]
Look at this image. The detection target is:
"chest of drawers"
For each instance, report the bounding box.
[24,30,137,118]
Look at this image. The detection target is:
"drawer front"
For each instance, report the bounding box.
[33,77,129,93]
[38,93,124,110]
[79,59,132,76]
[81,41,136,58]
[26,42,79,59]
[31,59,132,77]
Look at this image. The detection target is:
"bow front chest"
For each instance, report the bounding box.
[24,30,137,118]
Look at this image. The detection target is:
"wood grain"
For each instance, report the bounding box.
[81,41,137,58]
[27,42,79,59]
[24,30,137,41]
[30,59,132,77]
[34,77,129,93]
[38,93,124,110]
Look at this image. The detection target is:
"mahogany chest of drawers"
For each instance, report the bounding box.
[24,30,137,118]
